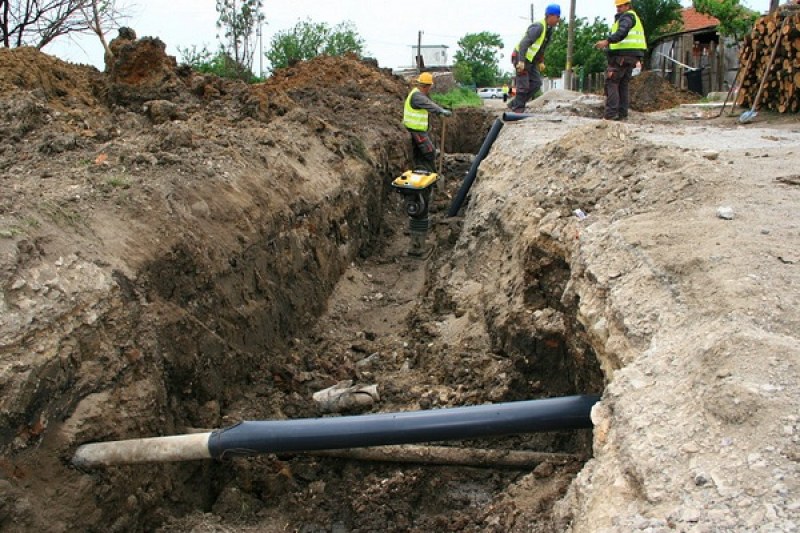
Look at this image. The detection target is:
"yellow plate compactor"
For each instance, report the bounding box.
[391,170,438,257]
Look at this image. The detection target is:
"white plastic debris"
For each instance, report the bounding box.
[313,380,380,413]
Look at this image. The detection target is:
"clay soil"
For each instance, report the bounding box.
[1,36,799,533]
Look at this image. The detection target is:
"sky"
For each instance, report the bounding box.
[44,0,772,74]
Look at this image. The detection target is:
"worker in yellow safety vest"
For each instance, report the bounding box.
[594,0,647,121]
[403,72,452,172]
[508,4,561,113]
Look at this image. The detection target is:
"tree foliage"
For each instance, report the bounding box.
[452,31,503,87]
[631,0,683,44]
[0,0,122,49]
[178,44,257,81]
[215,0,263,78]
[693,0,758,42]
[266,19,364,72]
[546,17,609,77]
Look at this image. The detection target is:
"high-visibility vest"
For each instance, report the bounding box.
[514,20,547,62]
[403,88,428,131]
[609,11,647,51]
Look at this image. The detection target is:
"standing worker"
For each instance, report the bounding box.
[508,4,561,113]
[502,83,510,102]
[594,0,647,121]
[403,72,452,173]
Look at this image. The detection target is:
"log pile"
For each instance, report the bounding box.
[736,4,800,113]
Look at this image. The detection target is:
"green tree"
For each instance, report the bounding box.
[545,17,610,78]
[215,0,264,79]
[693,0,758,42]
[266,19,364,71]
[452,31,503,87]
[631,0,683,44]
[323,21,365,56]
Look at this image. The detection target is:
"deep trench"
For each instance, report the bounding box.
[77,121,604,531]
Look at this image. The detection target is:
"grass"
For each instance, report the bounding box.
[105,176,131,189]
[432,87,483,109]
[22,217,40,229]
[1,217,42,238]
[40,201,86,229]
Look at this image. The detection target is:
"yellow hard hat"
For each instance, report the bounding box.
[417,72,434,85]
[615,0,630,6]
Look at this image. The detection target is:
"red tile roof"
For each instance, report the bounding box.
[682,7,720,32]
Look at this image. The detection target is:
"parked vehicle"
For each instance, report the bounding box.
[477,87,503,99]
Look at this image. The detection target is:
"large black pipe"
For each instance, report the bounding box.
[208,394,598,459]
[73,395,600,466]
[502,112,536,122]
[447,117,504,217]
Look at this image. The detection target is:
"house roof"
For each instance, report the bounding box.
[681,7,720,33]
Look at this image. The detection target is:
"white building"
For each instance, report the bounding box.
[409,45,449,68]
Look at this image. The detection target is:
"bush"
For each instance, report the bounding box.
[432,87,483,109]
[178,45,260,82]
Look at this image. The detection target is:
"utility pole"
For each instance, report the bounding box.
[769,0,779,12]
[417,31,423,71]
[257,23,263,79]
[530,3,535,23]
[565,0,576,90]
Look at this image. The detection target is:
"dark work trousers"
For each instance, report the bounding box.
[408,130,436,172]
[508,64,543,113]
[604,55,639,120]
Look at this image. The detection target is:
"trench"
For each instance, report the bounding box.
[12,112,604,532]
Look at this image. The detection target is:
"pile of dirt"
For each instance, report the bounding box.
[0,46,101,99]
[524,71,702,120]
[630,70,701,112]
[263,53,400,96]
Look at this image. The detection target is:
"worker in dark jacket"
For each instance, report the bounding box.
[507,4,561,113]
[595,0,647,120]
[403,72,451,172]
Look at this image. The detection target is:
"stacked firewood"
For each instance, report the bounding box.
[736,4,800,113]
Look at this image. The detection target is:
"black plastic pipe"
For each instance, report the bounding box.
[502,112,536,122]
[447,117,504,217]
[73,395,600,466]
[208,394,599,459]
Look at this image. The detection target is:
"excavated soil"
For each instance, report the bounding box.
[1,36,799,533]
[629,70,702,113]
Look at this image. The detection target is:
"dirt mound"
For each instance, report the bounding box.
[630,70,701,112]
[0,46,104,111]
[264,53,402,96]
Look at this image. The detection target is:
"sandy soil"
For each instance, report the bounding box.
[1,37,799,533]
[458,103,800,531]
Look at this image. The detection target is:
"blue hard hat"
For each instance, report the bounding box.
[545,4,561,16]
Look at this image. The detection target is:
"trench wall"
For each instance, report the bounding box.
[0,158,401,532]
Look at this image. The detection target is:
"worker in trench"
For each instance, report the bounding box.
[403,72,452,173]
[508,4,561,113]
[594,0,647,121]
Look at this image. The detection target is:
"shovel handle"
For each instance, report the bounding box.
[719,45,756,117]
[438,118,447,176]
